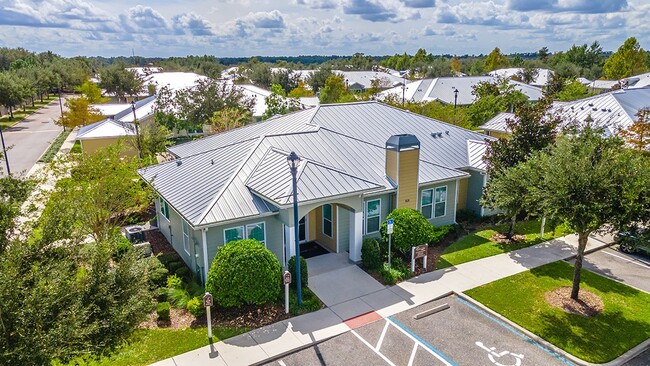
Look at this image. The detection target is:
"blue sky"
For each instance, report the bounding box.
[0,0,645,57]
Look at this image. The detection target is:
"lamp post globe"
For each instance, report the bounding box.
[287,151,302,305]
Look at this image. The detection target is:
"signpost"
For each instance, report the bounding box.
[411,244,428,272]
[387,219,394,269]
[203,292,213,339]
[283,271,292,314]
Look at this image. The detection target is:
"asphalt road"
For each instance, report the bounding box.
[0,97,66,177]
[568,245,650,293]
[264,295,570,366]
[625,349,650,366]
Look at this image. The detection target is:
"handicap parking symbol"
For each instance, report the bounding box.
[476,341,525,366]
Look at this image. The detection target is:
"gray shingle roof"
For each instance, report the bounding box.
[144,102,484,227]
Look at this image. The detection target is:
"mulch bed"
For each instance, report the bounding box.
[140,228,293,331]
[490,233,526,244]
[545,287,604,317]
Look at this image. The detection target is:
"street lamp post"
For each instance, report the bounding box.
[131,100,143,159]
[58,87,65,132]
[287,151,302,306]
[0,125,10,175]
[453,88,459,110]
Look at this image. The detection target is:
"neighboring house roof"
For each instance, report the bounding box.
[378,76,543,105]
[77,119,136,140]
[92,104,130,117]
[479,112,516,134]
[114,95,157,122]
[588,79,619,90]
[624,72,650,89]
[488,68,554,86]
[144,72,207,95]
[334,70,405,89]
[143,101,484,227]
[236,84,272,118]
[478,88,650,135]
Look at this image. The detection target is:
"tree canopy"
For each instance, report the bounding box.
[604,37,648,79]
[56,96,104,129]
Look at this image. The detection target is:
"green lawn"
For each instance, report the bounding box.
[69,326,248,366]
[466,261,650,363]
[0,95,58,128]
[437,220,571,269]
[70,140,82,154]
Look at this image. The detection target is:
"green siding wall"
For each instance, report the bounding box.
[466,169,485,215]
[338,206,350,252]
[418,179,457,227]
[362,193,392,240]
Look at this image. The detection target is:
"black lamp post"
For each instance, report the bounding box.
[287,151,302,305]
[453,88,459,110]
[0,125,10,175]
[58,87,65,132]
[131,100,143,159]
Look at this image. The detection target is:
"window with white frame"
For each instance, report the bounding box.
[224,226,244,244]
[323,204,333,237]
[365,199,381,234]
[434,186,447,218]
[246,222,266,246]
[159,197,170,220]
[421,186,448,219]
[421,189,433,219]
[182,221,190,255]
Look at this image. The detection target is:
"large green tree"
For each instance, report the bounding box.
[604,37,648,79]
[467,79,528,128]
[56,96,104,129]
[484,47,509,71]
[263,84,301,119]
[487,127,650,300]
[98,65,143,102]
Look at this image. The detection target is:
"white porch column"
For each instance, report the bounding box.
[349,210,363,262]
[201,228,209,284]
[284,224,296,265]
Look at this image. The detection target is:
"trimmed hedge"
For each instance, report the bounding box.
[288,256,308,289]
[380,208,436,254]
[166,274,183,289]
[361,238,382,270]
[156,302,170,321]
[206,239,282,308]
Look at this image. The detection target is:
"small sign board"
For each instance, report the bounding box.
[283,271,292,285]
[203,292,213,307]
[413,244,428,259]
[387,219,394,234]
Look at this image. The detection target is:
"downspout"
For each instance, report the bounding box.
[202,228,209,284]
[454,178,459,224]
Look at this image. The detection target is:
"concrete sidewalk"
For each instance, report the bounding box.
[151,232,613,366]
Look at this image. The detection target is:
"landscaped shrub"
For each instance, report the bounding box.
[158,253,179,266]
[379,265,405,285]
[186,297,205,317]
[206,239,282,308]
[288,255,308,289]
[144,256,168,289]
[361,238,382,270]
[156,302,170,321]
[380,208,436,254]
[431,225,454,244]
[155,288,168,302]
[456,209,479,223]
[166,274,183,289]
[168,261,184,273]
[175,266,192,280]
[114,234,132,259]
[167,287,191,308]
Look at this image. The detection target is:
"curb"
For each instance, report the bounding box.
[455,292,650,366]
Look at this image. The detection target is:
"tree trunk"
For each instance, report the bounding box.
[40,93,43,103]
[507,214,517,239]
[571,231,590,300]
[31,97,35,107]
[8,106,13,120]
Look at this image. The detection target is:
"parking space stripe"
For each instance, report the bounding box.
[351,329,397,366]
[455,297,575,366]
[407,343,418,366]
[387,316,457,366]
[603,250,650,267]
[277,360,287,366]
[376,320,390,350]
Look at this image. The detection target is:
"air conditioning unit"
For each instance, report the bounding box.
[133,241,152,257]
[125,225,146,243]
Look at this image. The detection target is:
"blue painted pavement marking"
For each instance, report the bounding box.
[455,296,574,366]
[387,316,458,366]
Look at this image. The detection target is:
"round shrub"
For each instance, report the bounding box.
[361,238,382,270]
[175,266,192,281]
[380,208,435,255]
[166,274,183,289]
[145,256,168,290]
[168,261,185,273]
[206,239,282,308]
[186,297,205,317]
[287,255,308,289]
[155,287,168,302]
[156,302,170,321]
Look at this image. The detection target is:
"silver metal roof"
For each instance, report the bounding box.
[468,140,488,171]
[146,102,484,227]
[379,76,543,105]
[479,112,516,133]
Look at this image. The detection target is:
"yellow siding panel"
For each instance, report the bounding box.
[457,177,468,210]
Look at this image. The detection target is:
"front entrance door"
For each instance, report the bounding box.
[298,217,306,242]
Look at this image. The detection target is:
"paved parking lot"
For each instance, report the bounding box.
[263,295,572,366]
[568,246,650,293]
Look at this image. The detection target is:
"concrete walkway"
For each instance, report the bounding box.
[152,232,613,366]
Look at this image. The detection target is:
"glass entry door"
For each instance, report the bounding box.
[298,217,306,242]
